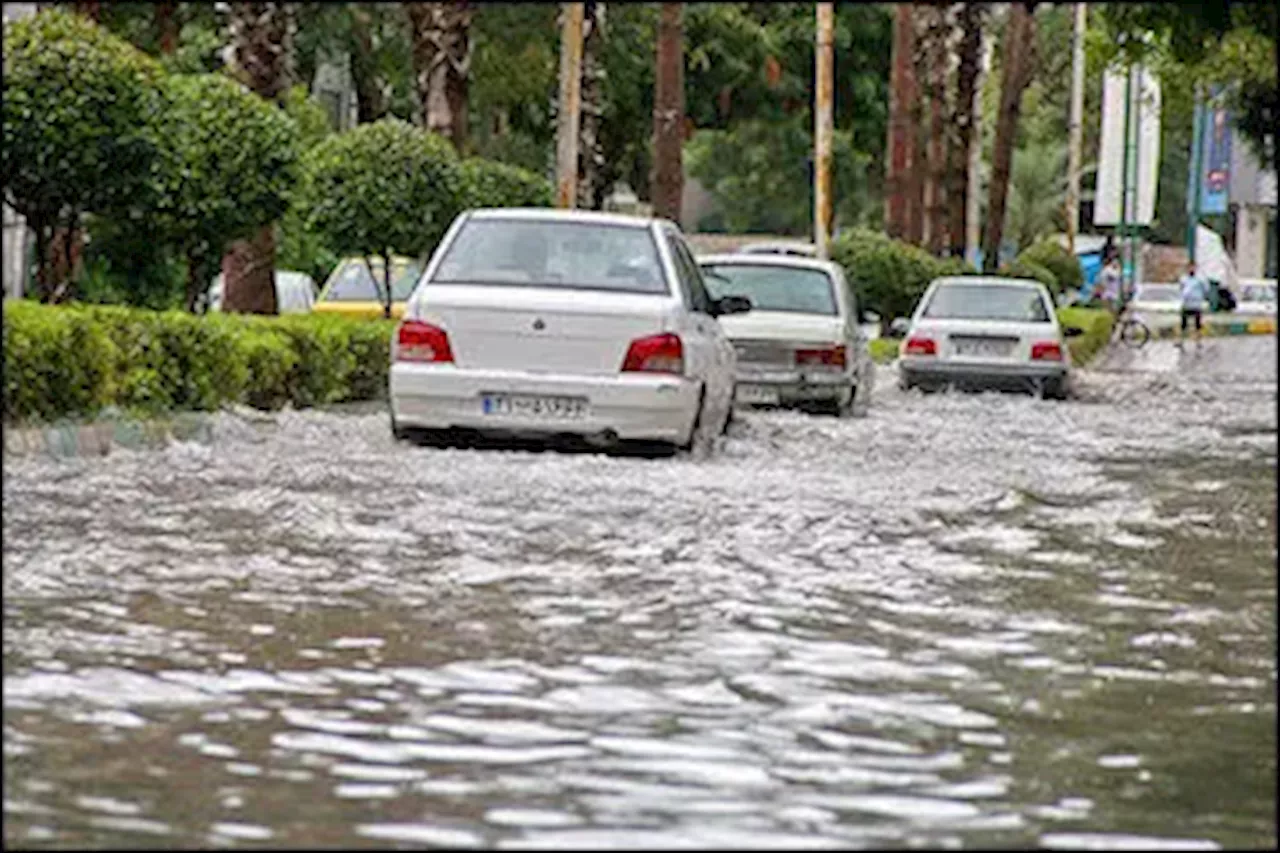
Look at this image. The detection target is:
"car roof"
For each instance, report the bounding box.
[466,207,673,230]
[697,252,843,276]
[932,276,1046,290]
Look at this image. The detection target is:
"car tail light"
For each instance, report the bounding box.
[795,345,847,369]
[396,320,454,363]
[902,336,937,356]
[622,333,684,375]
[1031,341,1064,361]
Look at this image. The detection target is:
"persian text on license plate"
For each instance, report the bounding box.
[953,337,1015,357]
[481,393,588,420]
[736,384,780,405]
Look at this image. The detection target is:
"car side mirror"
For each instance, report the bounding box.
[889,317,911,337]
[1062,326,1085,338]
[712,295,752,317]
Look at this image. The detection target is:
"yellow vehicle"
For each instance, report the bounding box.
[312,256,423,319]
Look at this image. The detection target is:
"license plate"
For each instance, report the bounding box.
[736,384,780,405]
[481,393,588,420]
[952,337,1015,357]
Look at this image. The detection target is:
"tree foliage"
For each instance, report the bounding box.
[2,8,162,300]
[300,118,462,317]
[152,73,301,309]
[458,158,553,210]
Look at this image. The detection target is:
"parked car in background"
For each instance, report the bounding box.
[1234,279,1277,316]
[893,276,1082,400]
[736,240,818,258]
[1127,282,1183,316]
[313,257,422,320]
[206,270,316,314]
[697,253,874,416]
[389,209,749,454]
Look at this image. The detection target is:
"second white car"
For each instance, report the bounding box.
[697,253,874,416]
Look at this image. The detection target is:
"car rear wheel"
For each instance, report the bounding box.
[1040,376,1069,400]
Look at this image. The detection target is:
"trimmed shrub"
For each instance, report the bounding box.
[997,257,1058,292]
[1017,239,1083,295]
[459,158,554,209]
[1057,306,1114,366]
[829,229,974,323]
[2,302,398,424]
[3,301,118,422]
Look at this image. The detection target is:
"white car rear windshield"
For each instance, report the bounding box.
[701,264,838,316]
[430,219,669,295]
[923,283,1050,322]
[323,259,421,302]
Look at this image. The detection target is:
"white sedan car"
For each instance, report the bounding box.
[697,253,874,416]
[1127,282,1183,315]
[389,209,747,453]
[895,276,1082,400]
[1234,279,1276,316]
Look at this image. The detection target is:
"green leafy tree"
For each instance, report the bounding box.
[300,118,463,318]
[1004,140,1067,252]
[459,159,554,209]
[2,8,162,302]
[151,72,301,311]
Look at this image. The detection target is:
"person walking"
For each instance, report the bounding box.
[1094,254,1123,313]
[1177,261,1209,348]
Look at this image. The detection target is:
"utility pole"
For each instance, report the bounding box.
[651,3,685,222]
[814,2,834,259]
[555,3,585,209]
[1186,85,1204,263]
[1119,64,1133,293]
[966,26,991,267]
[1065,3,1086,255]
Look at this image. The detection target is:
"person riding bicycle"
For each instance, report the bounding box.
[1178,261,1209,348]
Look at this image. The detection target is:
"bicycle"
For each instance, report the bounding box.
[1109,298,1151,349]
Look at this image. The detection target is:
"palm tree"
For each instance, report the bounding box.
[651,2,684,222]
[404,2,473,150]
[920,3,953,255]
[982,2,1038,272]
[220,1,296,314]
[947,2,985,259]
[884,4,917,241]
[1005,141,1067,251]
[577,1,606,209]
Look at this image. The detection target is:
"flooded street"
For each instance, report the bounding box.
[4,337,1276,850]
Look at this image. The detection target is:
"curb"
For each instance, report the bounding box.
[1148,316,1276,339]
[4,411,217,460]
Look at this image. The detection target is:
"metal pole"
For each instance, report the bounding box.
[1129,67,1142,293]
[966,28,991,267]
[1186,86,1204,263]
[1065,3,1086,255]
[555,3,585,209]
[1119,64,1133,293]
[814,2,834,259]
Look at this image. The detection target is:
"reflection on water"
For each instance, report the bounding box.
[4,339,1276,849]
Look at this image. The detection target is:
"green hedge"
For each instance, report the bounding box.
[829,229,973,324]
[1017,239,1083,295]
[1057,306,1114,367]
[997,257,1058,292]
[3,301,396,424]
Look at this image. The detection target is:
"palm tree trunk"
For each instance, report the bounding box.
[577,1,607,210]
[405,2,473,151]
[220,2,295,315]
[350,4,386,124]
[651,2,684,222]
[947,2,984,259]
[924,4,952,256]
[156,1,178,54]
[885,4,917,241]
[72,1,99,21]
[982,2,1038,273]
[904,4,929,246]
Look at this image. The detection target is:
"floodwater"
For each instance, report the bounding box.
[4,337,1276,850]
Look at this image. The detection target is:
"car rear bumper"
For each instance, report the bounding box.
[389,363,701,444]
[900,358,1067,387]
[733,368,854,404]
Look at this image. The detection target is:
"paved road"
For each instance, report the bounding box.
[4,337,1275,849]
